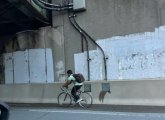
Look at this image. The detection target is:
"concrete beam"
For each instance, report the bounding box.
[7,0,49,23]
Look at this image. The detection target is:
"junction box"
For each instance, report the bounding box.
[73,0,86,12]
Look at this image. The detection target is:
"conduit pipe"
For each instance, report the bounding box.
[38,0,73,8]
[71,14,108,80]
[32,0,73,11]
[69,14,91,81]
[31,0,108,80]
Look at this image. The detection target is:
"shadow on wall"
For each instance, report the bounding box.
[99,91,107,102]
[0,101,10,120]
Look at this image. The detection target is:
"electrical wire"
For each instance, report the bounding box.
[70,14,108,80]
[38,0,72,8]
[32,0,73,11]
[38,0,61,7]
[32,0,108,80]
[69,14,91,81]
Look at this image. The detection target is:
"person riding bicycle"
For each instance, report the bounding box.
[62,70,84,103]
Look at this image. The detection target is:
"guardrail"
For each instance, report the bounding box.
[1,80,165,106]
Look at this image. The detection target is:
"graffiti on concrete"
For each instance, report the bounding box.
[119,50,165,71]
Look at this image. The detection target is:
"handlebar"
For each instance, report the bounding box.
[60,87,65,91]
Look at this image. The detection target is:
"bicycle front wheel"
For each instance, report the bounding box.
[79,92,93,108]
[58,92,72,107]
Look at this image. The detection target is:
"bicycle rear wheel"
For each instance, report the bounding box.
[79,92,93,108]
[58,92,72,107]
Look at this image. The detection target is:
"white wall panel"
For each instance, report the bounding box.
[74,52,87,79]
[4,53,13,84]
[13,50,29,83]
[29,49,46,83]
[46,48,54,83]
[75,51,104,81]
[89,50,104,80]
[4,48,54,84]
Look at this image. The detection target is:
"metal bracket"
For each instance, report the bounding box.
[102,83,110,93]
[84,83,91,92]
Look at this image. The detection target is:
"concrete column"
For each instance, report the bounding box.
[52,11,66,82]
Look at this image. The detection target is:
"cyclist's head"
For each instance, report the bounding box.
[67,70,72,76]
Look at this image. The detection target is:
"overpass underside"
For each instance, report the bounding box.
[0,0,50,37]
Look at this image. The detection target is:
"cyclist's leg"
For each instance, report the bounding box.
[71,86,78,102]
[79,92,93,108]
[71,85,82,102]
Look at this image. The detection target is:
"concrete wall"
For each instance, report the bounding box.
[1,0,165,106]
[57,0,165,73]
[2,0,165,82]
[74,25,165,80]
[1,80,165,106]
[47,0,163,78]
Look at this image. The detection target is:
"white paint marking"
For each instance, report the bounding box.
[28,109,165,118]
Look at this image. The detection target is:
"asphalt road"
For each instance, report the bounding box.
[8,105,165,120]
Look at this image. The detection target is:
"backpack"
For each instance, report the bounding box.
[73,73,85,83]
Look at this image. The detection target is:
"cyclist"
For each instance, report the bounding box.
[62,70,83,103]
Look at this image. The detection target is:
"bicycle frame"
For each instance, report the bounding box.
[58,87,93,108]
[61,87,82,101]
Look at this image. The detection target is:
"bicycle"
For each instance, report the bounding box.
[57,87,93,108]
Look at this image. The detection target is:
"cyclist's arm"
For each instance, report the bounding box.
[62,80,72,88]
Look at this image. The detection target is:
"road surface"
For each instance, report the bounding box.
[9,105,165,120]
